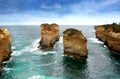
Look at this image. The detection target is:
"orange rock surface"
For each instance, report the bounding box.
[40,23,59,50]
[95,26,120,54]
[63,28,88,59]
[0,29,12,68]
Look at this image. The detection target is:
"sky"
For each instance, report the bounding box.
[0,0,120,25]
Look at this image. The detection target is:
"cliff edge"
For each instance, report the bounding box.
[0,28,12,69]
[95,23,120,55]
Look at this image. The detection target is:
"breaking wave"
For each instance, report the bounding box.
[28,75,45,79]
[11,37,63,56]
[88,38,103,44]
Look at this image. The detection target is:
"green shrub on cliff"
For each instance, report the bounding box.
[63,28,82,36]
[103,23,120,33]
[41,23,58,27]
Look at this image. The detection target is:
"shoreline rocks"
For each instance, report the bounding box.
[63,28,88,59]
[95,23,120,55]
[0,28,12,69]
[39,23,59,50]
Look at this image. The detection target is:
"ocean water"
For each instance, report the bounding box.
[0,25,120,79]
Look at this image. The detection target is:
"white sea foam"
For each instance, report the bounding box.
[29,39,40,52]
[28,75,45,79]
[22,38,40,52]
[57,36,63,43]
[88,38,103,44]
[32,50,57,55]
[12,37,60,56]
[104,45,107,48]
[28,38,58,55]
[11,38,40,56]
[3,58,12,63]
[11,46,16,50]
[11,51,24,56]
[2,67,13,71]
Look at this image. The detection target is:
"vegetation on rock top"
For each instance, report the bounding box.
[102,23,120,33]
[63,28,82,36]
[41,23,58,27]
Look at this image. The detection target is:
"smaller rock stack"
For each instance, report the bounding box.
[39,23,59,50]
[63,28,88,59]
[0,28,12,68]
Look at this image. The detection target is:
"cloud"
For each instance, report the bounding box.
[40,3,62,10]
[0,0,120,25]
[0,10,120,25]
[69,0,120,15]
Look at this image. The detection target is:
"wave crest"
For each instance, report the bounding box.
[28,75,45,79]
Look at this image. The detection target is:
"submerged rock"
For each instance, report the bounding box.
[39,23,59,50]
[95,24,120,55]
[0,29,12,69]
[63,28,88,59]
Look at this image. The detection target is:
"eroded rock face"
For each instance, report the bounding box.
[63,28,88,59]
[0,28,12,68]
[95,26,120,54]
[95,26,108,42]
[106,32,120,54]
[39,23,59,50]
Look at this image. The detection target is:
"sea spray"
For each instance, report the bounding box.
[28,75,45,79]
[88,38,103,44]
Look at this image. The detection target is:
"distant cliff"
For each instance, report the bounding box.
[39,23,59,50]
[95,23,120,55]
[63,28,88,59]
[0,29,12,69]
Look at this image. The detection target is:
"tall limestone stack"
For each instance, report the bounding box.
[95,24,120,55]
[63,28,88,59]
[39,23,59,50]
[0,28,12,68]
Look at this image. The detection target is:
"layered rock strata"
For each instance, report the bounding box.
[63,28,88,59]
[0,28,12,68]
[39,23,59,50]
[95,25,120,55]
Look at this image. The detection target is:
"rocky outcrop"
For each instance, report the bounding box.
[95,25,120,55]
[105,32,120,54]
[95,26,108,42]
[0,28,12,68]
[39,23,59,50]
[63,28,88,59]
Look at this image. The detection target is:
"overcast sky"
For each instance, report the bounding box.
[0,0,120,25]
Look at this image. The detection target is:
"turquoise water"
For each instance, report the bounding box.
[0,25,120,79]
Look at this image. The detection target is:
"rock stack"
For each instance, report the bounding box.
[0,28,12,68]
[39,23,59,50]
[95,24,120,55]
[63,28,88,59]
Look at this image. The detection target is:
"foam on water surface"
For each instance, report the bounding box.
[1,25,120,79]
[88,38,103,44]
[28,75,45,79]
